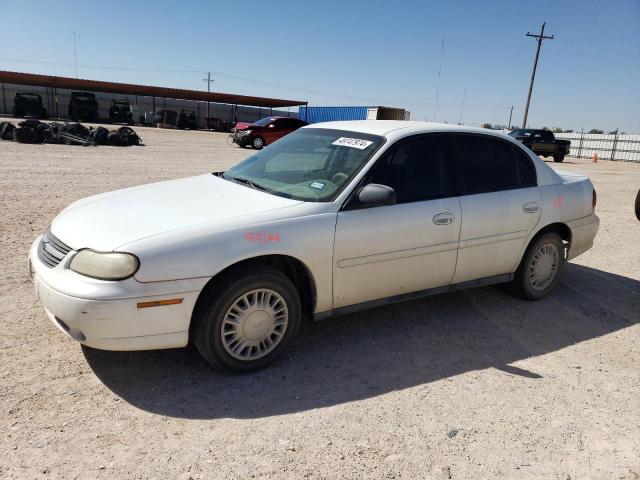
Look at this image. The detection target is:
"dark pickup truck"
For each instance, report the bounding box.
[509,129,570,163]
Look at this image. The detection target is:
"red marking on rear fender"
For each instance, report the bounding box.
[553,195,565,208]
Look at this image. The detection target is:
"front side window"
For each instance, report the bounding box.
[453,134,520,195]
[363,134,456,204]
[223,128,384,202]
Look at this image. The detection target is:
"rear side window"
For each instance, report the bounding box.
[512,146,537,187]
[453,134,519,195]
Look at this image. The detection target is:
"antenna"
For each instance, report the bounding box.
[73,32,78,79]
[434,35,444,122]
[458,88,467,124]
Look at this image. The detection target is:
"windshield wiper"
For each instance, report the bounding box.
[229,176,273,193]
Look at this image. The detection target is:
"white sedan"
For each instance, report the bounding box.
[29,121,600,372]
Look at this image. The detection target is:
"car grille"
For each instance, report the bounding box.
[38,229,72,268]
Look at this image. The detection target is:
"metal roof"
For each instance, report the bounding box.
[0,70,306,108]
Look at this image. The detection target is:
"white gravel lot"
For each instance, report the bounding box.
[0,124,639,479]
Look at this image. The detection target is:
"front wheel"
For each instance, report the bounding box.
[510,233,565,300]
[635,189,640,221]
[252,136,265,150]
[191,265,301,373]
[554,153,565,163]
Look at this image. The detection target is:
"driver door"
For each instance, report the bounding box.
[333,134,461,308]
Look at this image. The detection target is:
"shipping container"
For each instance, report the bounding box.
[299,105,410,124]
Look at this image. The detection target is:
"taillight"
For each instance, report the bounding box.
[592,189,597,209]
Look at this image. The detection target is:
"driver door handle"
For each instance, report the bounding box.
[433,212,455,225]
[523,202,539,213]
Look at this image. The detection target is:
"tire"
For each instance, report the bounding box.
[191,264,302,373]
[509,233,565,300]
[635,189,640,221]
[252,136,265,150]
[554,153,564,163]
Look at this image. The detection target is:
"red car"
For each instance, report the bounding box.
[231,116,308,150]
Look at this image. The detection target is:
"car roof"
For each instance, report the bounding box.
[305,120,513,141]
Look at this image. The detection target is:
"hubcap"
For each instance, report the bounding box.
[254,138,263,148]
[528,243,560,291]
[221,288,288,361]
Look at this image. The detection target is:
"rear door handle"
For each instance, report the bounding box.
[523,202,539,213]
[433,212,455,225]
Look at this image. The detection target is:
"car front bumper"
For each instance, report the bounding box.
[28,236,207,351]
[231,132,250,146]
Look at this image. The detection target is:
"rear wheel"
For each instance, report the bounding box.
[252,136,265,150]
[635,189,640,221]
[554,153,565,163]
[191,265,301,373]
[510,233,565,300]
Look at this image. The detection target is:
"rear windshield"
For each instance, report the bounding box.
[223,128,385,202]
[509,129,534,137]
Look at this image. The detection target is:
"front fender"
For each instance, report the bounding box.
[123,212,338,313]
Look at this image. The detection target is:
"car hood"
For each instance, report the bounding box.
[234,122,253,131]
[51,174,303,251]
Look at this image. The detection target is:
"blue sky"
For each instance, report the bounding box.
[1,0,639,131]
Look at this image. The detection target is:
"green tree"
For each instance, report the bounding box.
[480,123,492,129]
[588,129,604,134]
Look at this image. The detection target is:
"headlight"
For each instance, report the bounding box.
[69,250,139,280]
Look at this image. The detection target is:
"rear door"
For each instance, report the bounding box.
[333,134,461,308]
[450,134,540,284]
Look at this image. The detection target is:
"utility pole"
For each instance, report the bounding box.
[508,105,513,129]
[203,71,214,123]
[522,22,554,128]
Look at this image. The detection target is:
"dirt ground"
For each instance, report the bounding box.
[1,125,639,480]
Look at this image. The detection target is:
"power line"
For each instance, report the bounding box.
[0,56,514,112]
[522,22,554,128]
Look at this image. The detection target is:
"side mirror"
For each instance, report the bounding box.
[358,183,396,207]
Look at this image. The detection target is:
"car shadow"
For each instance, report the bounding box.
[83,264,639,419]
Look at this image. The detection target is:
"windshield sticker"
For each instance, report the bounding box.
[332,137,373,150]
[309,181,326,190]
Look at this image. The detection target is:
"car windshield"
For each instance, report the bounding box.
[253,117,276,127]
[509,129,534,137]
[223,128,385,202]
